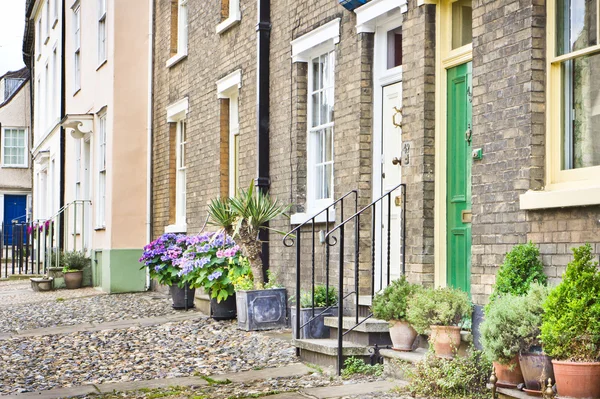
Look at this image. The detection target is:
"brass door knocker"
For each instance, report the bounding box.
[392,106,402,128]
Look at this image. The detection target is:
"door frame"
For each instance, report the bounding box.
[434,0,473,288]
[372,16,403,203]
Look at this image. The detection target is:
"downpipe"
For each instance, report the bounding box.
[145,0,155,291]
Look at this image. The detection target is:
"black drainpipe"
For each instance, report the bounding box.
[59,2,66,252]
[256,0,271,281]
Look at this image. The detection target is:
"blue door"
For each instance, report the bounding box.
[4,195,27,245]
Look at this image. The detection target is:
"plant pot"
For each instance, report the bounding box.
[210,294,237,320]
[236,288,287,331]
[493,356,525,389]
[290,306,338,339]
[552,360,600,399]
[30,277,53,292]
[389,320,418,351]
[64,271,83,289]
[170,284,196,310]
[430,325,461,358]
[519,348,554,392]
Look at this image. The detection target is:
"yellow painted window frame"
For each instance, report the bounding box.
[546,0,600,189]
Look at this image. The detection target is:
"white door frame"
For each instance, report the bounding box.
[369,16,404,297]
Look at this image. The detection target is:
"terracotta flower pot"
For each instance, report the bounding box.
[64,271,83,289]
[552,360,600,399]
[430,325,461,358]
[493,356,525,389]
[519,349,554,392]
[389,320,418,351]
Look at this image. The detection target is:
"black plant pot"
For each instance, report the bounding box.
[170,284,196,310]
[210,293,237,320]
[290,306,338,339]
[236,288,287,331]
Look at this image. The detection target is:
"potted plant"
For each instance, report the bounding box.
[290,284,338,339]
[140,233,194,309]
[180,232,246,320]
[515,284,554,395]
[371,276,420,351]
[62,251,90,289]
[208,181,290,331]
[487,241,547,307]
[406,287,471,358]
[541,243,600,399]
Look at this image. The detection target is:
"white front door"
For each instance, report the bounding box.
[375,81,403,292]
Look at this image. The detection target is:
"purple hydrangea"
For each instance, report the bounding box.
[207,271,223,281]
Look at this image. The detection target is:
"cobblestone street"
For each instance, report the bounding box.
[0,280,405,399]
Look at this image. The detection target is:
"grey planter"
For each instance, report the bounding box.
[291,306,338,339]
[236,288,287,331]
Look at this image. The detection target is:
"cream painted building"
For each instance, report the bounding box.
[0,68,32,240]
[25,0,150,292]
[60,0,150,293]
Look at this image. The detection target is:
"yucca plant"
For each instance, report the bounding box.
[208,180,289,289]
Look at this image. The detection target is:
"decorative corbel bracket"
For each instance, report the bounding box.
[60,114,94,140]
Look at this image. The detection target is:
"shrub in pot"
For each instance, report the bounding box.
[540,244,600,399]
[140,233,194,309]
[62,251,90,289]
[372,276,420,351]
[208,180,290,331]
[180,232,246,320]
[406,287,471,358]
[487,242,547,308]
[481,285,552,389]
[290,284,338,339]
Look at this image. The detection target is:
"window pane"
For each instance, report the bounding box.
[562,52,600,169]
[452,0,473,49]
[387,27,403,69]
[312,58,320,92]
[324,163,332,199]
[325,127,333,162]
[315,164,324,199]
[557,0,597,56]
[312,93,320,127]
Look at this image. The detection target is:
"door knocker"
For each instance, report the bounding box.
[392,106,402,128]
[465,123,472,145]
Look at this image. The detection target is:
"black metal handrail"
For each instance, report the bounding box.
[283,189,358,351]
[325,182,407,375]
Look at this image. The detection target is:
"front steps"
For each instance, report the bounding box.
[293,338,370,368]
[324,316,392,346]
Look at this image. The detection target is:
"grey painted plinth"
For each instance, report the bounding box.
[236,288,287,331]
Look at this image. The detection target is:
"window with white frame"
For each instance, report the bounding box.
[37,19,42,56]
[98,0,107,64]
[97,112,107,227]
[217,70,242,197]
[308,50,335,208]
[74,5,81,92]
[291,19,340,216]
[175,119,187,226]
[45,0,50,40]
[178,0,188,55]
[2,128,27,167]
[217,0,241,34]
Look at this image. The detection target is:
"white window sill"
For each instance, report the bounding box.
[520,185,600,210]
[96,60,107,71]
[290,209,336,225]
[216,15,241,34]
[165,224,187,234]
[166,52,187,68]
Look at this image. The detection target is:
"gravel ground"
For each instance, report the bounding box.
[0,288,180,333]
[0,280,106,307]
[69,372,401,399]
[0,318,301,395]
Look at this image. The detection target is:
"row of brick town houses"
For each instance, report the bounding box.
[15,0,600,308]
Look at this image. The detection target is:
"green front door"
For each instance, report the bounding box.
[446,62,472,294]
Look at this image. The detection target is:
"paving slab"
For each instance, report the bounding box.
[303,380,404,399]
[4,384,99,399]
[266,393,308,399]
[96,377,206,394]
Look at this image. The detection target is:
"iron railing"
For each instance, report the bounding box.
[0,200,92,279]
[283,190,358,353]
[325,182,407,374]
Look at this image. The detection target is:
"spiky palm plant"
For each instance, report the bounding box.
[208,181,289,289]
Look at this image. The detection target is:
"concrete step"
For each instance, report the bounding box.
[292,338,369,368]
[323,316,389,333]
[380,347,428,380]
[324,316,393,346]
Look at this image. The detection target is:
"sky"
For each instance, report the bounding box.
[0,0,26,76]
